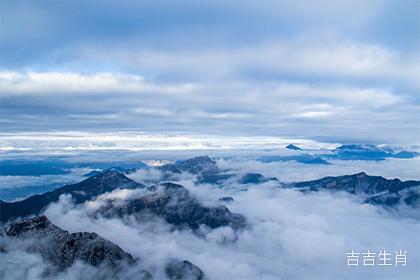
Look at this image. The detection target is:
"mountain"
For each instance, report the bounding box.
[219,196,234,202]
[0,170,145,222]
[392,151,419,159]
[157,163,182,174]
[1,170,246,230]
[292,172,420,206]
[1,216,205,279]
[258,144,418,164]
[259,154,329,165]
[97,182,247,230]
[174,155,218,174]
[327,144,418,160]
[293,172,420,194]
[84,166,138,177]
[0,159,69,176]
[366,186,420,207]
[286,144,302,150]
[165,260,204,280]
[157,155,234,184]
[196,172,234,185]
[157,156,279,186]
[239,173,278,184]
[0,170,246,231]
[0,159,149,176]
[2,216,137,271]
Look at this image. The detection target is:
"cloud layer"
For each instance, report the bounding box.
[1,1,419,144]
[13,179,418,279]
[2,150,420,279]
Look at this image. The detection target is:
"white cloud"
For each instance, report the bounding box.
[35,179,420,280]
[216,156,420,182]
[2,152,420,279]
[0,168,88,189]
[1,35,419,144]
[2,69,417,144]
[93,35,420,87]
[1,1,419,145]
[294,111,333,118]
[0,132,332,151]
[0,71,196,95]
[0,168,89,201]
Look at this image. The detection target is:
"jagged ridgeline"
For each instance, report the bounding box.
[1,155,419,280]
[1,216,204,279]
[2,155,420,223]
[0,169,247,230]
[0,166,248,279]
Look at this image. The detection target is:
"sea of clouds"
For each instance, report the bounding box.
[2,161,419,279]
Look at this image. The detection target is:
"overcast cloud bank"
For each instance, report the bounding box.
[1,1,419,144]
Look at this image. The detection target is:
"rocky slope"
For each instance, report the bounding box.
[2,216,136,270]
[1,168,247,231]
[0,170,145,222]
[1,216,206,279]
[97,182,247,230]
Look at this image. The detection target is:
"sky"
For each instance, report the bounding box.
[0,1,419,146]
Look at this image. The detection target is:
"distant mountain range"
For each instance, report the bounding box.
[325,144,418,160]
[1,144,417,177]
[2,155,419,224]
[291,172,420,207]
[259,154,330,164]
[0,159,149,176]
[259,144,418,164]
[157,156,278,185]
[160,155,420,208]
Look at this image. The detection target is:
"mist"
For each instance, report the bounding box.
[20,176,418,279]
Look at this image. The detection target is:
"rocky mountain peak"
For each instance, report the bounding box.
[165,260,204,280]
[5,215,58,236]
[88,169,135,184]
[175,155,217,174]
[99,182,247,230]
[355,171,368,177]
[2,216,136,271]
[286,144,302,150]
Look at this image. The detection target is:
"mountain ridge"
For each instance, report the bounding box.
[291,172,420,206]
[0,170,145,222]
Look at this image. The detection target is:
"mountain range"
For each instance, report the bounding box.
[1,154,419,279]
[0,170,144,222]
[291,172,420,207]
[259,144,418,164]
[326,144,418,160]
[2,155,419,224]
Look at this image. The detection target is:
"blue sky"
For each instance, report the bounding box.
[0,1,419,145]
